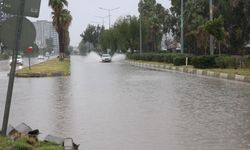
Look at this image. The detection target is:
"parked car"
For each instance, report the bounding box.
[9,55,23,65]
[45,52,50,58]
[101,54,112,62]
[37,55,45,60]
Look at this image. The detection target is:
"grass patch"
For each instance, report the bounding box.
[129,60,174,66]
[0,136,63,150]
[208,68,250,76]
[36,145,64,150]
[16,58,70,77]
[13,139,33,150]
[0,136,12,149]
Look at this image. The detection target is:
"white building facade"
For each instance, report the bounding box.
[33,20,59,53]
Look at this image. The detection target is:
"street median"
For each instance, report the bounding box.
[15,58,70,77]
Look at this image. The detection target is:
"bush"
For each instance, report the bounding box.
[215,56,239,68]
[127,52,190,65]
[191,56,217,69]
[173,55,187,66]
[243,55,250,68]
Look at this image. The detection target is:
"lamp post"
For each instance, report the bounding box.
[99,7,119,29]
[209,0,214,55]
[181,0,184,53]
[139,0,144,56]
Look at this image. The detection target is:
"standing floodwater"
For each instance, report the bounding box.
[0,55,250,150]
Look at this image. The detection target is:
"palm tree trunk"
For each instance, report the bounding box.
[56,14,64,60]
[58,25,65,60]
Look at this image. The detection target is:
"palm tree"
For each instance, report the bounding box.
[49,0,68,59]
[60,9,72,53]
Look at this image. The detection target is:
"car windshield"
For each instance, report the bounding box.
[17,55,22,59]
[102,54,110,57]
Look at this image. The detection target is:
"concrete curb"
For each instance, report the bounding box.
[15,72,70,78]
[126,60,250,83]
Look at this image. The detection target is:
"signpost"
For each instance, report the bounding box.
[0,17,36,51]
[2,0,41,17]
[26,46,33,70]
[1,0,41,136]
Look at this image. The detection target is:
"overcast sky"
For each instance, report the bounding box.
[30,0,171,47]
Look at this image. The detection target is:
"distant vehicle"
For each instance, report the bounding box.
[101,54,112,62]
[9,55,23,65]
[45,52,50,58]
[37,55,45,60]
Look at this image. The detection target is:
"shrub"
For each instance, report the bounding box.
[127,53,191,66]
[215,55,239,68]
[173,55,187,66]
[191,56,217,69]
[243,55,250,68]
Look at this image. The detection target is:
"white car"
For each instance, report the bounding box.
[45,52,50,58]
[101,54,112,62]
[37,55,45,60]
[9,55,23,65]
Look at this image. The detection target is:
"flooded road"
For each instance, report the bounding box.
[1,54,250,150]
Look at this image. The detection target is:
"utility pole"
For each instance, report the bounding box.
[99,7,119,29]
[140,0,144,56]
[209,0,214,55]
[181,0,184,53]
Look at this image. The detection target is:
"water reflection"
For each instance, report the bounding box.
[50,77,73,137]
[0,55,250,150]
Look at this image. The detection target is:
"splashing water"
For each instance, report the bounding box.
[83,52,126,62]
[84,52,101,62]
[112,53,126,62]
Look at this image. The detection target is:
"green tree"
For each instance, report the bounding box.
[99,28,119,54]
[114,16,141,53]
[81,24,104,52]
[170,0,250,55]
[139,0,168,51]
[205,15,225,55]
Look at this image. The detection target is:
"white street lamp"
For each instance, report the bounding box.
[209,0,214,55]
[99,7,119,29]
[139,0,144,56]
[181,0,184,53]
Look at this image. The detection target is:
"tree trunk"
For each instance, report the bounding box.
[57,15,64,61]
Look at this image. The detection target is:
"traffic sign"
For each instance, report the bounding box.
[26,46,33,52]
[3,0,41,18]
[0,16,36,51]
